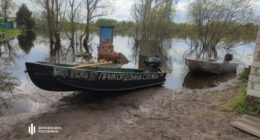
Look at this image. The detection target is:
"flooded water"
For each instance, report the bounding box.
[0,31,255,117]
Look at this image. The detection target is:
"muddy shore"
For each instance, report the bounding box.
[0,78,258,140]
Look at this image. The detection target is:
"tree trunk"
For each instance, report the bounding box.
[46,0,55,62]
[79,33,85,52]
[4,0,8,20]
[83,19,90,53]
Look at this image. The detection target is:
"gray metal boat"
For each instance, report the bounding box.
[185,57,238,74]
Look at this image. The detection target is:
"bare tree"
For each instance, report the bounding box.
[82,0,108,53]
[35,0,63,62]
[188,0,254,59]
[132,0,177,42]
[78,15,86,52]
[132,0,177,58]
[64,0,82,61]
[0,0,15,20]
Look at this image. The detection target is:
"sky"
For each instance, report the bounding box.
[12,0,260,23]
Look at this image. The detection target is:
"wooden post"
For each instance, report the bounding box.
[246,21,260,104]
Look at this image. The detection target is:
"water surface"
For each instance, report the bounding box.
[0,31,255,117]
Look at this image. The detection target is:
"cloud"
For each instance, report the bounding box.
[175,0,260,23]
[105,0,135,21]
[13,0,42,11]
[252,0,260,13]
[174,0,194,23]
[11,0,260,23]
[176,0,193,12]
[12,0,188,22]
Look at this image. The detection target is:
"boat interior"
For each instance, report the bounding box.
[36,61,149,73]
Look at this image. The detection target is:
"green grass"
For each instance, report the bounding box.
[0,28,20,39]
[239,66,251,82]
[229,88,248,113]
[229,67,251,113]
[228,88,260,115]
[221,67,260,115]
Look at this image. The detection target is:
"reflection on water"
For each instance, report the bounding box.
[18,31,36,54]
[0,31,255,117]
[137,40,173,73]
[0,42,20,93]
[0,42,20,116]
[183,72,236,89]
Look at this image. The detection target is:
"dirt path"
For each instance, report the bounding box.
[0,79,258,140]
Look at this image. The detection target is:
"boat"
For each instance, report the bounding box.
[25,60,166,92]
[185,56,238,74]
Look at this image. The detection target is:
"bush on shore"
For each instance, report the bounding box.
[227,67,260,115]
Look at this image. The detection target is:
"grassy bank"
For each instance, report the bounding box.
[222,67,260,116]
[227,87,260,116]
[0,28,20,39]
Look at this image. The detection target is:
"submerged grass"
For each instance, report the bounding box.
[0,28,20,39]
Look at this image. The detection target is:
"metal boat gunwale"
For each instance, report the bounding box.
[30,61,165,74]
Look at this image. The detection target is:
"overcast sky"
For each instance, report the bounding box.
[12,0,260,23]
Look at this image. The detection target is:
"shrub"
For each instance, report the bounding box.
[230,88,248,113]
[239,66,251,82]
[230,88,260,115]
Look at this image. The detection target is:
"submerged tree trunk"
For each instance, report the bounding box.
[83,15,90,53]
[38,0,62,63]
[79,33,84,52]
[83,36,89,53]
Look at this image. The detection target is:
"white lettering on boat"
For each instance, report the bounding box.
[54,68,160,81]
[98,73,159,81]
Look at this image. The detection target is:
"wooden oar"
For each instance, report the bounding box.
[72,62,113,69]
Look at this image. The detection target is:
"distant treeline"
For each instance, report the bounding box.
[34,17,258,42]
[34,17,135,33]
[95,18,135,31]
[171,22,258,42]
[94,19,259,42]
[95,19,258,42]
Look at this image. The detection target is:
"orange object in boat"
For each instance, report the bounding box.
[187,57,195,60]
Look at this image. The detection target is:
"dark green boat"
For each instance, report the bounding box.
[25,60,166,91]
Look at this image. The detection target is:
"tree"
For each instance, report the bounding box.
[35,0,63,62]
[64,0,82,60]
[95,18,135,29]
[132,0,177,63]
[132,0,177,42]
[82,0,109,53]
[187,0,254,59]
[33,12,49,33]
[16,4,35,30]
[0,0,15,20]
[96,18,117,27]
